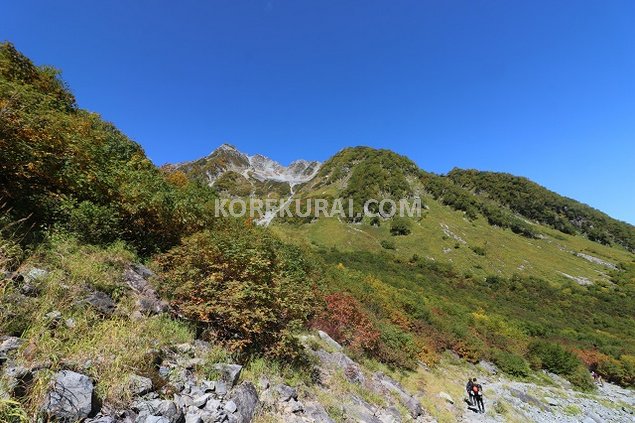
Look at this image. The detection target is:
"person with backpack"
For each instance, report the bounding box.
[472,379,485,413]
[466,378,475,406]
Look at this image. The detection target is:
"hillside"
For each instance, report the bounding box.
[1,43,635,423]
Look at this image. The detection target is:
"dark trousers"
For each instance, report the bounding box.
[475,394,485,413]
[468,392,475,405]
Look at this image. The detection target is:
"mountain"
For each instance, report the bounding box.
[170,144,320,197]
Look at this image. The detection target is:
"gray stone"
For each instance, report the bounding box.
[372,373,422,418]
[185,413,203,423]
[213,363,242,388]
[215,381,228,396]
[314,349,365,384]
[124,265,168,315]
[0,336,22,354]
[204,398,221,411]
[130,374,153,396]
[2,364,33,397]
[20,279,41,296]
[346,396,382,423]
[25,268,48,282]
[275,384,297,402]
[86,290,117,316]
[43,370,94,421]
[85,416,116,423]
[224,400,237,413]
[438,391,454,404]
[377,406,402,423]
[192,393,212,408]
[286,398,303,413]
[144,417,170,423]
[201,380,216,392]
[133,399,182,423]
[227,382,258,423]
[303,403,335,423]
[478,360,498,375]
[318,330,342,351]
[509,388,548,411]
[45,310,62,327]
[544,396,559,406]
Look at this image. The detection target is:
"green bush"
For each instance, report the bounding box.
[374,323,418,369]
[390,218,411,236]
[154,220,317,360]
[528,341,580,375]
[493,350,530,377]
[567,365,595,391]
[470,245,487,256]
[64,200,121,244]
[380,239,395,250]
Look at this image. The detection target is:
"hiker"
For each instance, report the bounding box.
[472,379,485,413]
[466,378,475,405]
[592,371,604,387]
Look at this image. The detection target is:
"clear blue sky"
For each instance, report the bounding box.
[3,1,634,224]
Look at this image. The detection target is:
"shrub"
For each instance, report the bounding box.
[567,365,595,391]
[64,200,121,245]
[390,218,411,236]
[470,245,487,256]
[493,350,530,377]
[154,221,316,360]
[380,239,395,250]
[528,341,580,375]
[374,323,418,369]
[596,357,626,384]
[311,292,380,353]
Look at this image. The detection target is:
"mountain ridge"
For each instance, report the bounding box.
[172,144,635,251]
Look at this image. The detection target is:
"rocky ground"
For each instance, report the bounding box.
[1,265,634,422]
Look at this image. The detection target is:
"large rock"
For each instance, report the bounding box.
[85,290,117,316]
[314,349,365,384]
[129,374,153,396]
[317,330,342,351]
[43,370,95,421]
[303,403,335,423]
[133,399,182,423]
[0,336,22,355]
[123,265,168,315]
[228,382,258,423]
[2,364,33,397]
[213,363,243,388]
[372,373,422,418]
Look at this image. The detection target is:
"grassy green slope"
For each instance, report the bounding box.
[273,194,632,285]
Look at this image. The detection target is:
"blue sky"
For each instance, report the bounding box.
[2,1,634,224]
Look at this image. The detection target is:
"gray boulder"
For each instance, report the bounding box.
[86,290,117,316]
[317,330,342,351]
[123,265,168,315]
[133,399,182,423]
[2,364,33,397]
[25,268,48,282]
[0,336,22,355]
[275,384,297,402]
[213,363,242,388]
[143,417,171,423]
[129,374,153,396]
[303,403,335,423]
[43,370,95,421]
[228,382,258,423]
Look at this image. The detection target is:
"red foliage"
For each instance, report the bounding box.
[311,292,380,353]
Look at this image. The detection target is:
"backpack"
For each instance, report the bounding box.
[472,385,479,393]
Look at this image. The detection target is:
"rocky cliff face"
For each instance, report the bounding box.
[174,144,321,196]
